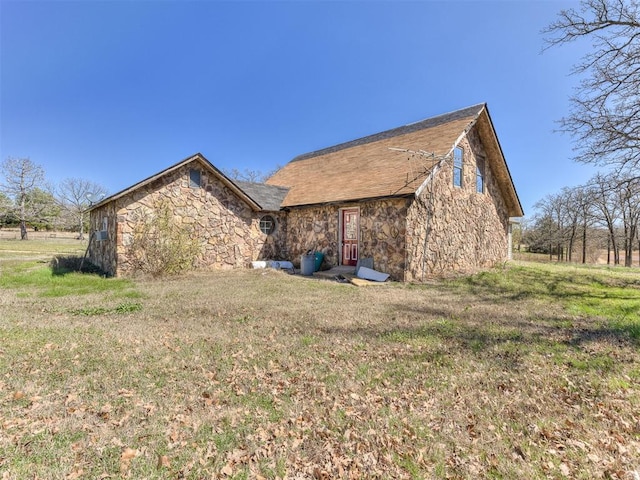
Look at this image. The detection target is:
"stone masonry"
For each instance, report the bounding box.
[282,197,410,280]
[88,162,285,276]
[88,112,515,281]
[404,130,509,282]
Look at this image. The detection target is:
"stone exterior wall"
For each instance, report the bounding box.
[89,128,510,281]
[284,197,409,280]
[88,202,118,275]
[358,198,409,280]
[404,128,510,281]
[88,162,286,276]
[284,205,339,267]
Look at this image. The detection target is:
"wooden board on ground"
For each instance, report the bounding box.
[344,274,388,287]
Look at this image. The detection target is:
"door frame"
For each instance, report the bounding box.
[339,207,360,266]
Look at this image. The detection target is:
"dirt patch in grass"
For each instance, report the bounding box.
[1,263,639,479]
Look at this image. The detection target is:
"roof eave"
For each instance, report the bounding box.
[476,106,524,217]
[280,192,414,209]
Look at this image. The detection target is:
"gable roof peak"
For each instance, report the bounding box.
[87,152,262,212]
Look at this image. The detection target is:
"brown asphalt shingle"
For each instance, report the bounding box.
[266,104,483,207]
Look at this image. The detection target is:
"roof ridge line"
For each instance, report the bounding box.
[291,103,485,163]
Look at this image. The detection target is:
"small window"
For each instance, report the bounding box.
[189,169,201,188]
[453,147,463,187]
[259,215,276,235]
[96,217,108,241]
[476,157,485,193]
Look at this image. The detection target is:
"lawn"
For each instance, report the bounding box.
[0,241,639,479]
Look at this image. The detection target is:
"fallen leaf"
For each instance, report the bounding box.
[66,468,84,479]
[157,454,170,469]
[221,464,233,476]
[587,453,600,463]
[120,447,138,473]
[121,447,137,460]
[99,404,112,419]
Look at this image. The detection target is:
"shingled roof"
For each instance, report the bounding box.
[292,103,484,162]
[265,105,477,206]
[234,181,289,212]
[266,104,523,217]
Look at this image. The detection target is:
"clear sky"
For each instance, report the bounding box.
[1,0,597,216]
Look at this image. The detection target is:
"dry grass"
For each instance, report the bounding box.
[0,235,86,264]
[1,244,639,479]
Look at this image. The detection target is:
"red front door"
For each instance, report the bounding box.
[341,208,359,266]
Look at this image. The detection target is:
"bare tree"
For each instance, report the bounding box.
[615,174,640,266]
[0,157,46,239]
[560,187,582,262]
[0,192,12,226]
[572,185,597,264]
[57,178,107,239]
[587,172,640,266]
[224,164,283,183]
[27,187,60,230]
[225,168,268,183]
[589,173,620,264]
[544,0,640,172]
[637,224,640,266]
[533,192,568,260]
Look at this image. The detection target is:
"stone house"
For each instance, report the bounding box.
[87,103,523,281]
[86,156,289,277]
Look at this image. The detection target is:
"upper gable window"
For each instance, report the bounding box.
[476,157,485,193]
[453,147,463,188]
[189,169,201,189]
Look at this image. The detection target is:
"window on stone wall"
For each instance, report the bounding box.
[453,147,463,188]
[259,215,276,235]
[190,169,201,188]
[476,156,485,193]
[96,217,108,241]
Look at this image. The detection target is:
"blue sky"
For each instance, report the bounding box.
[1,0,596,215]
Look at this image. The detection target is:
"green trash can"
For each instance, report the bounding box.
[314,252,324,272]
